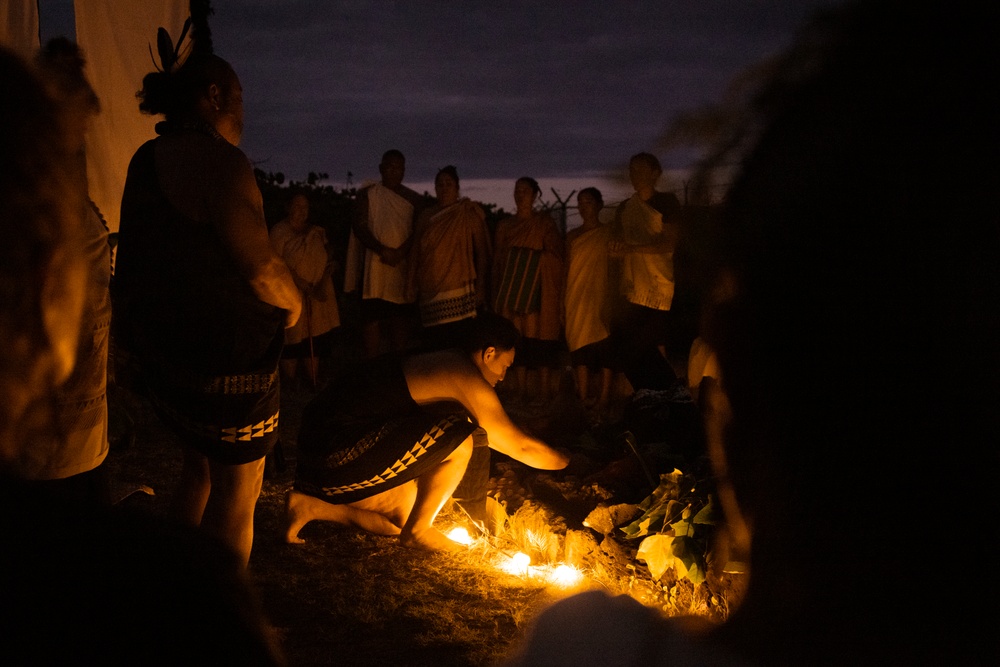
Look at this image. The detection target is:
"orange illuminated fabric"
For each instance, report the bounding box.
[492,211,564,341]
[0,0,39,58]
[494,246,542,314]
[74,1,190,233]
[409,198,490,325]
[564,224,612,352]
[269,221,340,345]
[615,194,674,310]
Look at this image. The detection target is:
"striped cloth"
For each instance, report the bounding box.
[493,246,542,314]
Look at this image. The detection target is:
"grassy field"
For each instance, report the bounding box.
[106,365,743,666]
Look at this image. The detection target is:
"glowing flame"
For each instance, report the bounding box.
[492,548,586,587]
[548,564,583,587]
[500,551,531,576]
[445,527,473,545]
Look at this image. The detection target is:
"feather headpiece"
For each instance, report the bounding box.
[148,1,214,73]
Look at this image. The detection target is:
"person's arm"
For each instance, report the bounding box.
[208,149,302,327]
[405,353,568,469]
[472,386,568,469]
[449,364,567,470]
[613,195,680,256]
[620,221,677,255]
[351,187,408,266]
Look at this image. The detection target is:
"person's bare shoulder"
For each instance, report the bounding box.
[402,349,479,402]
[404,349,471,377]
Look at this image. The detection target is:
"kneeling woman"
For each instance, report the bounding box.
[286,313,568,551]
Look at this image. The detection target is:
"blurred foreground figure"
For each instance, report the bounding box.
[114,38,301,566]
[1,38,110,512]
[0,44,283,666]
[507,2,999,665]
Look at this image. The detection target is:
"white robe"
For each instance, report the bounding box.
[344,183,414,303]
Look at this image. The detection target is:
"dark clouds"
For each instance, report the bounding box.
[54,0,836,184]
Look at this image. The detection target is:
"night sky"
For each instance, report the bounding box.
[41,0,836,207]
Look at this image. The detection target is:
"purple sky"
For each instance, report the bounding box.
[41,0,835,200]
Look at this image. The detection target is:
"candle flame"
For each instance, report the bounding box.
[445,527,473,545]
[548,564,583,587]
[500,551,531,576]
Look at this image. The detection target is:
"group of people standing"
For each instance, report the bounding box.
[226,143,691,555]
[295,148,688,420]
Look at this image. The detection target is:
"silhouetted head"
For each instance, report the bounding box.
[628,152,662,194]
[465,312,520,387]
[379,149,406,188]
[286,193,309,231]
[513,177,540,211]
[137,52,243,144]
[435,165,460,205]
[577,187,604,222]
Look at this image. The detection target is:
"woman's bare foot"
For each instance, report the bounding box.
[285,491,402,544]
[399,524,464,552]
[285,491,315,544]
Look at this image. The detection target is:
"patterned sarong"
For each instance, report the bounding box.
[419,284,478,327]
[294,355,478,504]
[115,139,284,465]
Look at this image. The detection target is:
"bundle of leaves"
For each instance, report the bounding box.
[620,470,720,585]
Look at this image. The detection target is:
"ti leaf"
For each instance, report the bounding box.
[636,534,679,581]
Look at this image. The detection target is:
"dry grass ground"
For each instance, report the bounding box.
[105,361,744,667]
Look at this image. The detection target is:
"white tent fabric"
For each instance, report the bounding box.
[0,0,40,57]
[75,0,190,233]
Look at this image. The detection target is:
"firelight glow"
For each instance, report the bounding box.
[445,527,473,545]
[497,552,585,588]
[502,552,532,577]
[549,564,584,587]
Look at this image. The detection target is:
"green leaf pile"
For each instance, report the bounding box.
[622,471,716,585]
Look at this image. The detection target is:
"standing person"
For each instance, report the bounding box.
[564,187,616,420]
[408,165,492,350]
[270,193,340,390]
[0,43,285,667]
[7,38,113,513]
[114,47,302,567]
[345,149,423,357]
[609,152,681,391]
[492,177,565,405]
